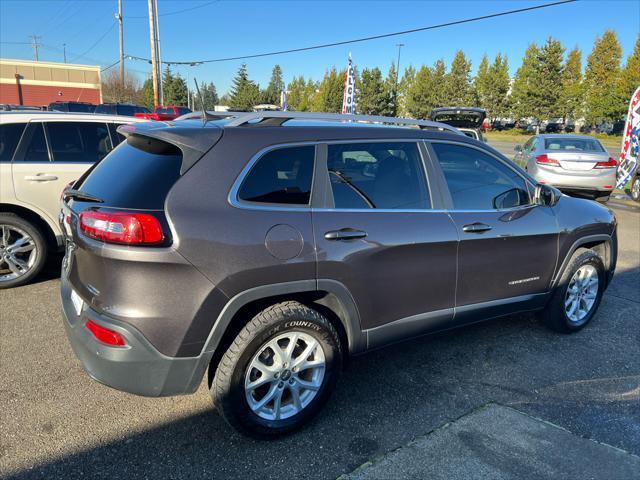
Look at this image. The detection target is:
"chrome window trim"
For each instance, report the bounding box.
[427,138,537,212]
[228,141,318,211]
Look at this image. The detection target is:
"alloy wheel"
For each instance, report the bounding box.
[564,264,598,324]
[244,332,326,421]
[0,225,38,283]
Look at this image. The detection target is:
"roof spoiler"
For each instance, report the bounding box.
[117,123,223,175]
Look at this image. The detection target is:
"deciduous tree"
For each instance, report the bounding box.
[584,30,622,123]
[559,47,583,122]
[312,67,344,113]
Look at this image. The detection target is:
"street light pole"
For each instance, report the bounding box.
[395,43,404,115]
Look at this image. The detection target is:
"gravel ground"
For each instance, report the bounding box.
[1,205,638,480]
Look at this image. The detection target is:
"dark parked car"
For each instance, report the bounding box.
[94,103,151,117]
[429,107,486,142]
[48,101,95,113]
[60,111,617,437]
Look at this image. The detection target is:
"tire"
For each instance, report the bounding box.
[538,249,605,333]
[0,213,47,289]
[211,301,342,437]
[631,177,640,203]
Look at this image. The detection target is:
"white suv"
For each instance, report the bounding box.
[0,111,144,288]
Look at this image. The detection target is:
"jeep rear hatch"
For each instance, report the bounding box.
[429,108,486,129]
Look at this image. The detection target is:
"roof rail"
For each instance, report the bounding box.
[225,111,462,134]
[176,110,462,134]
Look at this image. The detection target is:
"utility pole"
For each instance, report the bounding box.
[147,0,159,107]
[30,34,41,61]
[153,0,163,105]
[63,43,67,63]
[116,0,124,87]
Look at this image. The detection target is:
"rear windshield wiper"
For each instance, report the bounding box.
[63,189,104,203]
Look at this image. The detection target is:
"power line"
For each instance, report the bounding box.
[127,0,218,19]
[127,0,577,66]
[69,21,117,63]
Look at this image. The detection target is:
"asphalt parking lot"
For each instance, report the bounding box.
[1,188,639,479]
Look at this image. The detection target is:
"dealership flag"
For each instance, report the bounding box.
[616,87,640,189]
[341,53,356,114]
[281,90,287,111]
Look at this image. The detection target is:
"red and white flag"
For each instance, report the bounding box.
[616,87,640,189]
[341,53,356,114]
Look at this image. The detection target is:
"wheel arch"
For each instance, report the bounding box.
[551,234,615,289]
[0,202,60,250]
[203,280,366,387]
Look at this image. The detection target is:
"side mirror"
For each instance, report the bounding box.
[514,145,523,153]
[534,183,560,207]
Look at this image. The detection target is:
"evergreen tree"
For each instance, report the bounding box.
[263,65,284,105]
[617,34,640,112]
[193,82,219,110]
[358,67,387,115]
[383,62,398,116]
[161,66,175,105]
[405,65,437,119]
[286,76,306,111]
[228,63,260,111]
[300,79,317,111]
[559,47,583,122]
[473,54,490,109]
[397,65,416,116]
[312,67,344,113]
[165,73,188,106]
[511,43,541,121]
[432,59,447,107]
[584,30,623,123]
[445,50,472,105]
[485,53,511,120]
[536,37,565,121]
[138,78,154,109]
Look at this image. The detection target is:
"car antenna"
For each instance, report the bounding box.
[193,78,216,124]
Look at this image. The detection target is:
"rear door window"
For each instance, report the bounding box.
[46,122,112,163]
[327,142,430,209]
[238,145,315,205]
[0,123,27,162]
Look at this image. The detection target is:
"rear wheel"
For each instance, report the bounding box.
[631,177,640,202]
[538,249,605,333]
[0,214,47,289]
[211,301,342,437]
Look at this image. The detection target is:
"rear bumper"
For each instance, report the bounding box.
[61,274,207,397]
[531,165,616,193]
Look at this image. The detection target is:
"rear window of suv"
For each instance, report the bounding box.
[76,140,182,209]
[0,123,26,162]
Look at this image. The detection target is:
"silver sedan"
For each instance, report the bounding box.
[514,134,617,200]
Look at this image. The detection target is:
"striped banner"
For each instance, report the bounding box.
[342,54,356,114]
[616,87,640,189]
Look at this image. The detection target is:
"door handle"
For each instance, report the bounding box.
[462,223,493,233]
[24,174,58,182]
[324,228,367,240]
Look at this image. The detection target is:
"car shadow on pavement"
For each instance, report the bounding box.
[6,269,640,480]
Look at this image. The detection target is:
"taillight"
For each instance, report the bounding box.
[594,157,617,169]
[85,320,126,347]
[79,209,164,245]
[535,154,560,166]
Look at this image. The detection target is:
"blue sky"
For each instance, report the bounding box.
[1,0,638,95]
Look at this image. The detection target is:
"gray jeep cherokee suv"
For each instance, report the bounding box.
[60,112,617,437]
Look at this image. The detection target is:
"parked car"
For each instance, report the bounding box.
[0,104,44,112]
[134,105,191,121]
[47,101,95,113]
[630,169,640,203]
[59,111,617,437]
[429,107,486,142]
[515,134,616,201]
[544,121,563,133]
[0,111,144,288]
[94,103,150,117]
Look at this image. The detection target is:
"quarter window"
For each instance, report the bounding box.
[0,123,27,162]
[238,145,315,205]
[432,143,531,210]
[327,142,430,209]
[47,122,111,163]
[22,123,49,162]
